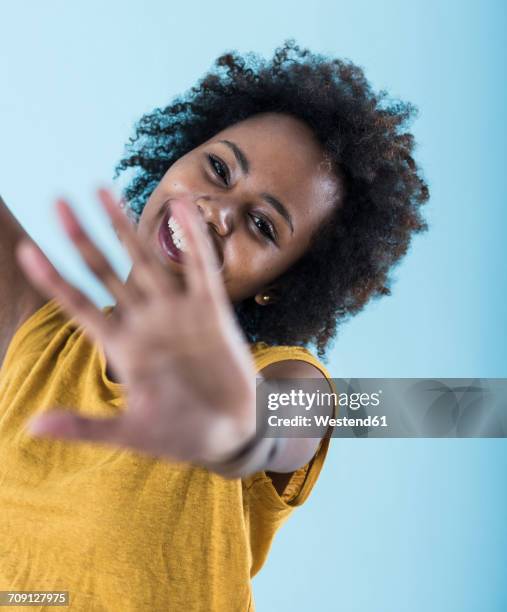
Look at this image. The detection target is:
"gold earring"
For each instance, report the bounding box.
[261,294,271,304]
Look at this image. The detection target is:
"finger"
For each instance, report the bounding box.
[26,409,127,445]
[15,239,112,345]
[55,198,139,306]
[171,200,226,300]
[97,189,177,294]
[25,408,170,459]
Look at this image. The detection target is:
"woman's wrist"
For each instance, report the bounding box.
[198,378,285,478]
[201,435,282,479]
[198,406,284,479]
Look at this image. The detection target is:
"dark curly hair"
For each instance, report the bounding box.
[114,39,429,359]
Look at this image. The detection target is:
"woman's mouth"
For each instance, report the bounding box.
[157,200,224,270]
[158,207,187,263]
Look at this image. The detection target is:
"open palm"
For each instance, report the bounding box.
[16,190,258,464]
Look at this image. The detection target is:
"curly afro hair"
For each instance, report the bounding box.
[115,39,429,359]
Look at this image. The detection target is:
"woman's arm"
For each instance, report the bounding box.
[261,359,333,496]
[201,358,333,484]
[0,195,46,367]
[17,192,332,483]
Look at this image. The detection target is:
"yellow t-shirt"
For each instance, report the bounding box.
[0,298,335,611]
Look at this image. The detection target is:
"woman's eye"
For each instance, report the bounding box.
[250,214,276,243]
[208,154,229,185]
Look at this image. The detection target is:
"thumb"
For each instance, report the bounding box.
[26,409,125,445]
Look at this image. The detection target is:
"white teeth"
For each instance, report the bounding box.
[167,216,188,252]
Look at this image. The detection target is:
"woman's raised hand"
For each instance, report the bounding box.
[15,189,258,464]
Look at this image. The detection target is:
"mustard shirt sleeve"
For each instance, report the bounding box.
[245,343,338,508]
[0,298,64,375]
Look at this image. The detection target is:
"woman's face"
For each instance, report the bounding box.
[133,112,342,304]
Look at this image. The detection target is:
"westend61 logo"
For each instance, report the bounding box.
[256,378,507,438]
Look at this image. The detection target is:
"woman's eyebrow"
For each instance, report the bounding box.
[219,139,249,174]
[218,139,294,234]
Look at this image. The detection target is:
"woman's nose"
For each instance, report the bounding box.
[197,199,233,238]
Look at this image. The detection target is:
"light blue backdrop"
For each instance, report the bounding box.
[1,1,506,610]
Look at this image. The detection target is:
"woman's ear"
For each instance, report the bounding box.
[254,287,279,306]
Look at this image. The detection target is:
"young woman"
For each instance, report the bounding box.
[0,40,428,611]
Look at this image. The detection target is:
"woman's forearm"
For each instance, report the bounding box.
[0,196,46,367]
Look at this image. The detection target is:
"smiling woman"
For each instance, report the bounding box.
[117,40,429,356]
[126,111,340,308]
[0,39,428,612]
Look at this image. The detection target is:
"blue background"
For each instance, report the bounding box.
[1,1,506,610]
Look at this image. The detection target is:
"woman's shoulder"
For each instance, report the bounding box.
[249,341,332,379]
[0,298,71,374]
